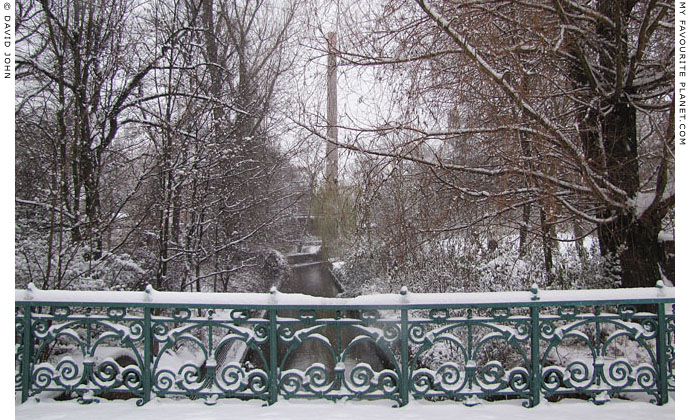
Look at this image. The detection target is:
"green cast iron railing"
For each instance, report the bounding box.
[15,282,674,407]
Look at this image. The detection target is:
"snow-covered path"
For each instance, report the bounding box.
[15,398,675,420]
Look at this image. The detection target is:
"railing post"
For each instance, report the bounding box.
[400,308,409,406]
[142,306,152,404]
[530,305,541,407]
[21,303,33,403]
[656,302,668,405]
[269,308,278,405]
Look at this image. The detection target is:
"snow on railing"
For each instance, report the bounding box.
[15,281,674,308]
[15,283,674,408]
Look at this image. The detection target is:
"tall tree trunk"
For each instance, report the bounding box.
[539,206,554,284]
[573,220,586,262]
[518,203,530,257]
[564,1,670,289]
[594,2,655,289]
[202,0,223,125]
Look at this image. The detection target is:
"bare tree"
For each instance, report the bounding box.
[15,0,175,288]
[312,0,674,289]
[15,0,307,292]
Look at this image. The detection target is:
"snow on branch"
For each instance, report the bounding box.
[414,0,630,207]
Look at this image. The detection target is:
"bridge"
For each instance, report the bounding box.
[15,276,674,408]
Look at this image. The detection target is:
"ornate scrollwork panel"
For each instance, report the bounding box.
[539,305,664,403]
[18,306,146,402]
[149,309,271,402]
[408,308,532,402]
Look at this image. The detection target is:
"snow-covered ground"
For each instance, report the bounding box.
[15,397,675,420]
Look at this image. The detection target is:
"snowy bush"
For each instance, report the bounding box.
[331,243,393,297]
[15,221,151,291]
[335,230,622,297]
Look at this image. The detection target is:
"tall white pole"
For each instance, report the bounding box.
[326,32,338,186]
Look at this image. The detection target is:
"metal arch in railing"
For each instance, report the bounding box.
[15,283,675,407]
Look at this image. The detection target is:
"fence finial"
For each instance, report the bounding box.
[400,286,408,296]
[24,282,36,300]
[656,280,665,289]
[530,283,540,301]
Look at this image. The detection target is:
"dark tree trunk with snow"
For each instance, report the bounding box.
[599,208,670,288]
[587,1,671,289]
